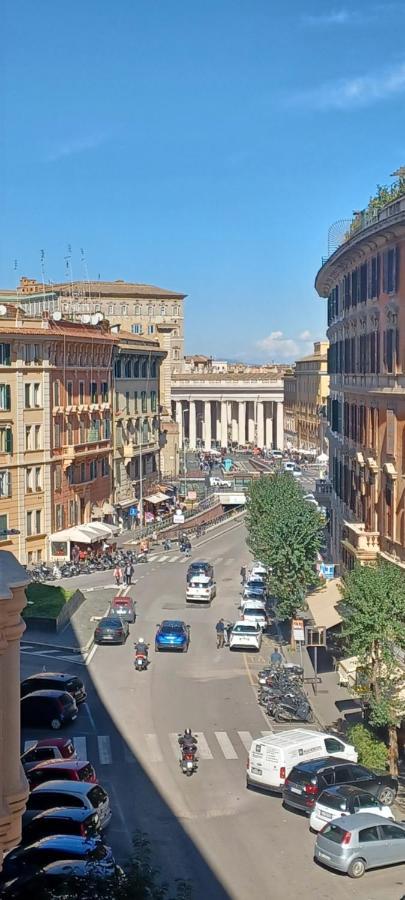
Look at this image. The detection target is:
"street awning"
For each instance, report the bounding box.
[116,498,137,509]
[306,579,342,630]
[144,491,170,504]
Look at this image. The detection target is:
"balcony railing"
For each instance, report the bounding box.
[343,521,380,555]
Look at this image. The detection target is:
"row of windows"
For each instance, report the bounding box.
[0,342,44,366]
[115,390,157,415]
[328,328,400,376]
[54,380,109,407]
[333,456,397,541]
[114,357,158,379]
[54,416,111,448]
[107,302,181,317]
[327,246,400,325]
[131,324,155,335]
[328,399,380,448]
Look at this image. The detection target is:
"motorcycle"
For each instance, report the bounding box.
[272,699,314,724]
[178,734,198,776]
[134,652,148,671]
[136,552,148,564]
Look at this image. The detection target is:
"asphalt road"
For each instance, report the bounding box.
[21,520,403,900]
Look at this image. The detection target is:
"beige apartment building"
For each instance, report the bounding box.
[283,369,297,448]
[0,551,29,869]
[293,341,329,452]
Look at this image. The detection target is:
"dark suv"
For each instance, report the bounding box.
[186,561,214,583]
[20,691,78,730]
[21,673,86,705]
[283,757,397,813]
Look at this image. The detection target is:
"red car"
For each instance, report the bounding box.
[21,738,76,773]
[26,759,97,788]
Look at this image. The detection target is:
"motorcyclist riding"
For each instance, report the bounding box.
[135,638,148,657]
[178,727,197,751]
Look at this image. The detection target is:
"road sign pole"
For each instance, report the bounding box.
[314,646,318,695]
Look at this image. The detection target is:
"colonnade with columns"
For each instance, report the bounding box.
[174,398,284,451]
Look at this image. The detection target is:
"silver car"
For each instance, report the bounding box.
[314,812,405,878]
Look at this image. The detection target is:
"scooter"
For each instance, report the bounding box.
[134,652,148,671]
[178,735,198,776]
[272,699,314,723]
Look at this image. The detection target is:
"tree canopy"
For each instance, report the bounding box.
[246,474,323,620]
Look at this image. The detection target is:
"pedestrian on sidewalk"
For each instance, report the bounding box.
[124,562,133,586]
[216,618,225,649]
[240,564,247,585]
[114,564,123,586]
[270,647,283,667]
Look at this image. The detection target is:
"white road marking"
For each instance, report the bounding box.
[169,733,181,760]
[237,731,254,752]
[86,644,97,666]
[24,740,37,752]
[83,702,96,731]
[169,555,179,563]
[157,555,168,563]
[214,732,238,759]
[148,555,158,562]
[193,732,213,759]
[97,735,112,764]
[145,733,163,763]
[73,736,87,759]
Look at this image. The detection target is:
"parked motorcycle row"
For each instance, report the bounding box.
[27,550,147,583]
[257,663,314,724]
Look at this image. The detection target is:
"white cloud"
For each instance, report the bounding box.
[303,9,353,26]
[288,61,405,110]
[46,133,107,162]
[299,329,312,341]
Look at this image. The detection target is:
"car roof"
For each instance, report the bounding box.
[23,673,70,682]
[189,560,210,567]
[322,812,400,831]
[30,760,89,772]
[31,807,92,821]
[33,859,97,876]
[31,780,95,795]
[25,738,72,750]
[233,620,260,628]
[189,574,211,582]
[320,785,372,799]
[21,690,70,700]
[98,616,123,625]
[22,834,98,852]
[292,756,352,773]
[112,596,132,603]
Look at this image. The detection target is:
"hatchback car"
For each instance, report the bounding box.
[283,758,397,814]
[27,759,97,788]
[1,835,115,881]
[240,605,268,630]
[229,622,262,651]
[21,691,78,730]
[94,616,129,645]
[26,781,112,829]
[1,859,123,899]
[243,584,266,602]
[186,561,214,583]
[309,785,395,833]
[21,673,86,705]
[186,575,216,603]
[314,813,405,878]
[22,807,101,843]
[21,738,76,772]
[109,595,136,623]
[155,620,190,652]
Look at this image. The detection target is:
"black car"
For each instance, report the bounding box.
[1,860,123,899]
[94,616,129,645]
[21,673,86,705]
[283,757,397,813]
[1,835,115,881]
[186,560,214,583]
[22,807,101,843]
[20,691,78,730]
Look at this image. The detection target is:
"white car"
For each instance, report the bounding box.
[292,468,302,478]
[241,605,268,630]
[309,786,394,833]
[229,621,262,651]
[250,562,267,577]
[186,575,216,603]
[284,461,295,472]
[210,477,229,488]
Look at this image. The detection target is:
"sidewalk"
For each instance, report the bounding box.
[24,590,114,652]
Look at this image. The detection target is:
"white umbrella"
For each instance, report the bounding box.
[316,452,328,464]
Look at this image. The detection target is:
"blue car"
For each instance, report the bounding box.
[155,620,190,653]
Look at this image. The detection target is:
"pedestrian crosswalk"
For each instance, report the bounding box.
[148,554,236,566]
[23,729,270,766]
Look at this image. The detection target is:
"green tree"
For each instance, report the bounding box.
[246,475,322,621]
[339,562,405,774]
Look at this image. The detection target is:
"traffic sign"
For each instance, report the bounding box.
[129,506,138,517]
[292,618,305,642]
[173,511,185,524]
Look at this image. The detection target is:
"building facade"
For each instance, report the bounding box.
[172,373,284,450]
[112,332,165,523]
[294,341,329,452]
[0,552,29,868]
[315,187,405,570]
[283,369,297,448]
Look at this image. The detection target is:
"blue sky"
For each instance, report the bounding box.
[2,1,405,361]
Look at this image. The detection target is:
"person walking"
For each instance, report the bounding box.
[124,562,133,586]
[270,647,283,667]
[216,618,225,649]
[114,564,123,586]
[240,564,247,585]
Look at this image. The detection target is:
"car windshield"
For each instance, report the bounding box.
[244,608,265,617]
[161,624,184,634]
[318,792,348,811]
[321,824,349,844]
[233,624,259,633]
[101,618,122,628]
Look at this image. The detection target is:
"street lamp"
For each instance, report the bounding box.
[182,405,189,499]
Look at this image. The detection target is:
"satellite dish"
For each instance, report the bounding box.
[0,305,7,316]
[95,312,104,323]
[90,314,99,325]
[52,310,62,321]
[81,314,91,324]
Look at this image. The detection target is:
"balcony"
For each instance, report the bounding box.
[123,444,135,460]
[62,445,75,471]
[341,521,380,563]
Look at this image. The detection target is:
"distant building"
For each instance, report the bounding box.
[293,342,329,453]
[283,369,297,448]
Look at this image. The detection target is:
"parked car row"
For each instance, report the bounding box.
[246,728,399,879]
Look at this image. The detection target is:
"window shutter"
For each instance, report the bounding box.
[395,245,400,292]
[382,251,388,292]
[386,408,396,457]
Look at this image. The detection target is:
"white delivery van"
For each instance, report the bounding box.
[247,729,358,792]
[186,575,216,604]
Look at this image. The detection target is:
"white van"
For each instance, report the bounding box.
[186,575,216,603]
[247,729,358,792]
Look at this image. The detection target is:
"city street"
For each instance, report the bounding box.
[21,521,401,900]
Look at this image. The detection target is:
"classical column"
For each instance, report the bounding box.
[276,401,284,450]
[231,402,238,444]
[215,402,221,446]
[220,401,228,448]
[204,400,212,451]
[189,400,196,449]
[238,401,246,447]
[248,402,255,444]
[175,401,183,448]
[257,401,264,448]
[265,402,273,448]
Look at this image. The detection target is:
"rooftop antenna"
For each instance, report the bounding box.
[80,247,91,306]
[14,259,21,308]
[64,244,74,299]
[40,249,47,307]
